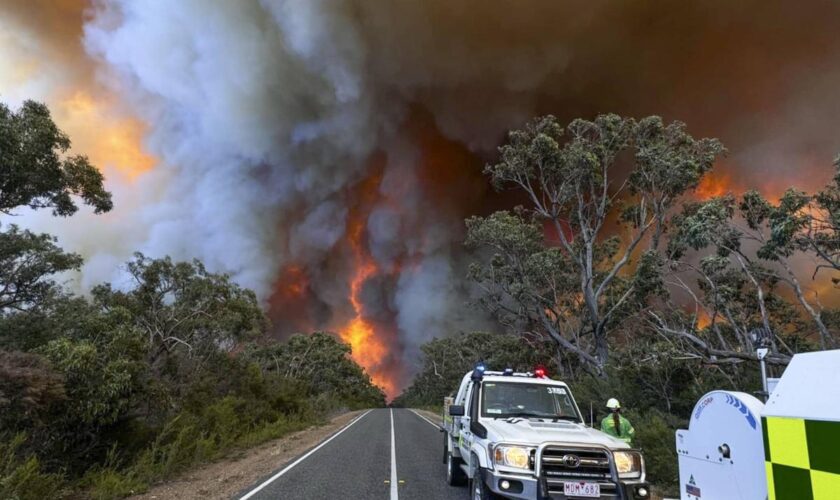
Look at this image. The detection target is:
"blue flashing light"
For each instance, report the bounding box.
[472,362,487,381]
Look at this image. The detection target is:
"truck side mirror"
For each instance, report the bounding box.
[449,405,465,416]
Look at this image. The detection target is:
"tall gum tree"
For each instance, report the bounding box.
[469,114,724,374]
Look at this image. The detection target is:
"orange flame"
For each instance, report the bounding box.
[280,265,308,298]
[695,171,732,199]
[339,210,396,398]
[695,310,712,329]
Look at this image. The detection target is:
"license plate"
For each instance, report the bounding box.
[563,481,600,498]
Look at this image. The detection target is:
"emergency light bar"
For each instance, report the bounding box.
[471,365,551,381]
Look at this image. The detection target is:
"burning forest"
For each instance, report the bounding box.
[3,0,840,399]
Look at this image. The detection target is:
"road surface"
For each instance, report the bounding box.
[238,408,464,500]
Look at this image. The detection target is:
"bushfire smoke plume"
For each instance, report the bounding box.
[3,0,840,394]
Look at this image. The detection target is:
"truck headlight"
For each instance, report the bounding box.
[613,451,643,479]
[493,445,531,469]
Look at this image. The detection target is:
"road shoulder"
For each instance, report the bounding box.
[129,410,365,500]
[413,408,444,427]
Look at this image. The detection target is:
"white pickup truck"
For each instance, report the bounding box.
[442,366,650,500]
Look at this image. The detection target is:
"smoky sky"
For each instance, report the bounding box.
[3,0,840,389]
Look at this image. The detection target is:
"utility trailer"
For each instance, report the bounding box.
[677,349,840,500]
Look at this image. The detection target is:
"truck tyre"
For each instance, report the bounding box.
[469,458,498,500]
[446,441,466,486]
[470,470,496,500]
[442,433,448,464]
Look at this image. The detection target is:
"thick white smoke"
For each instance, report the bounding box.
[82,0,376,297]
[70,0,589,381]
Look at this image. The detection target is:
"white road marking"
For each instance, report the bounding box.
[239,410,372,500]
[410,409,442,430]
[390,408,399,500]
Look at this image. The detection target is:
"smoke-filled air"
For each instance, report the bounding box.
[3,0,840,396]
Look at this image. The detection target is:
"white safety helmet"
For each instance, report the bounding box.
[606,398,621,410]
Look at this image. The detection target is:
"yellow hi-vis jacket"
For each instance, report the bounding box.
[600,413,635,444]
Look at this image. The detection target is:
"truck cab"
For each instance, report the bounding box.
[442,366,650,499]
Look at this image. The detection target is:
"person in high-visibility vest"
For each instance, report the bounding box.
[600,398,635,445]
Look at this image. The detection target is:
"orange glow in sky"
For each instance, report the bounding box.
[58,91,154,179]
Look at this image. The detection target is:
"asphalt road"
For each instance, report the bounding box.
[238,408,466,500]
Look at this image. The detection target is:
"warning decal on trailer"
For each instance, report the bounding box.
[686,475,702,497]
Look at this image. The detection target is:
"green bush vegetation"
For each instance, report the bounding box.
[0,100,384,498]
[0,274,384,499]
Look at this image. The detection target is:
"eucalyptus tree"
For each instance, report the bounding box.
[0,99,112,318]
[0,100,111,216]
[656,180,839,361]
[469,114,724,373]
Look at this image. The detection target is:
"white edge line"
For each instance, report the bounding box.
[410,409,442,430]
[390,408,399,499]
[240,409,372,500]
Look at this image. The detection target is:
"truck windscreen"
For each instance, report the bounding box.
[481,382,580,421]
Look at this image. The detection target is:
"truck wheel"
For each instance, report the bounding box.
[469,466,497,500]
[442,433,448,464]
[470,472,493,500]
[446,445,466,486]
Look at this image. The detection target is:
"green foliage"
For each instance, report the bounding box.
[668,196,739,259]
[0,434,64,500]
[631,116,725,199]
[85,253,272,420]
[624,409,681,495]
[0,226,84,313]
[474,114,725,372]
[246,332,386,410]
[130,395,311,480]
[811,159,840,275]
[93,253,266,363]
[0,100,112,216]
[0,296,148,474]
[0,254,382,497]
[84,467,145,500]
[393,332,553,408]
[666,189,838,354]
[40,330,143,428]
[82,391,315,499]
[0,350,66,430]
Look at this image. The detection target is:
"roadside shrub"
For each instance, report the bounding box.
[624,409,681,496]
[0,434,64,500]
[0,351,66,432]
[87,388,317,498]
[84,467,145,500]
[82,446,146,500]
